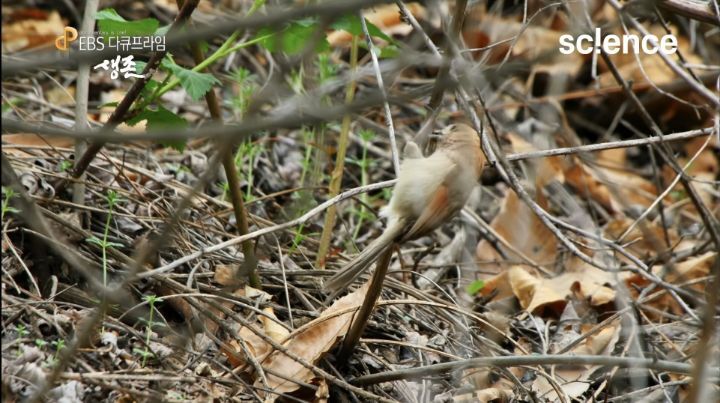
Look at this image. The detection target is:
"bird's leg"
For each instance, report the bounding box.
[338,246,394,360]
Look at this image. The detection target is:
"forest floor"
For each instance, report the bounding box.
[2,1,719,402]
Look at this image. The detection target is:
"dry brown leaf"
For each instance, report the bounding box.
[46,86,75,106]
[507,266,545,309]
[3,134,74,148]
[624,252,716,317]
[213,264,238,286]
[662,251,716,288]
[501,263,616,314]
[478,269,513,300]
[314,378,329,403]
[223,307,287,368]
[260,307,290,343]
[475,181,558,277]
[563,162,614,209]
[475,134,562,277]
[462,16,583,71]
[2,9,65,53]
[454,387,515,402]
[588,286,616,306]
[564,160,660,212]
[535,320,622,400]
[254,283,369,400]
[597,26,702,87]
[605,218,678,261]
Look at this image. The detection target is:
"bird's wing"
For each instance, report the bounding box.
[401,182,452,241]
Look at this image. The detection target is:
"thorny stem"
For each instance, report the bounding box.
[101,199,113,288]
[315,34,359,269]
[338,246,393,359]
[73,0,99,209]
[181,0,262,287]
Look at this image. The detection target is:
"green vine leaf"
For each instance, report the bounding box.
[127,106,188,152]
[97,9,159,38]
[162,61,221,101]
[331,15,393,43]
[256,18,330,54]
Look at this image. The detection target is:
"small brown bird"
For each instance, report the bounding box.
[325,123,485,295]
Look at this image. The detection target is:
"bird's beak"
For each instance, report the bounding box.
[429,130,443,140]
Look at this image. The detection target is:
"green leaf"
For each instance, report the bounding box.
[332,15,392,43]
[256,19,329,54]
[466,279,486,296]
[249,0,267,14]
[161,59,220,101]
[174,68,221,101]
[155,25,171,37]
[133,348,152,356]
[99,101,119,109]
[97,8,159,38]
[134,61,146,74]
[127,106,188,152]
[379,44,400,59]
[86,236,103,246]
[140,79,159,99]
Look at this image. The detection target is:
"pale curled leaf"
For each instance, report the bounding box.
[254,283,369,399]
[476,138,561,278]
[488,263,617,314]
[260,307,290,343]
[453,387,515,403]
[535,320,622,400]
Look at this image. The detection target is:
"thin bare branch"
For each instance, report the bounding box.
[352,354,720,385]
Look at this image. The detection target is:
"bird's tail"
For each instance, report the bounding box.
[324,219,405,297]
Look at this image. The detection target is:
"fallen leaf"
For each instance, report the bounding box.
[597,26,701,87]
[624,252,716,318]
[260,307,290,343]
[499,263,616,314]
[454,387,515,402]
[535,320,622,400]
[213,264,238,286]
[2,9,65,52]
[255,283,369,400]
[2,133,74,154]
[314,378,329,403]
[475,177,558,277]
[605,218,678,261]
[564,156,659,213]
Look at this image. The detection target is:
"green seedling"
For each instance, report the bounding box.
[233,141,262,202]
[134,294,163,367]
[2,187,20,221]
[348,129,376,239]
[58,160,73,172]
[86,190,123,289]
[230,67,256,119]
